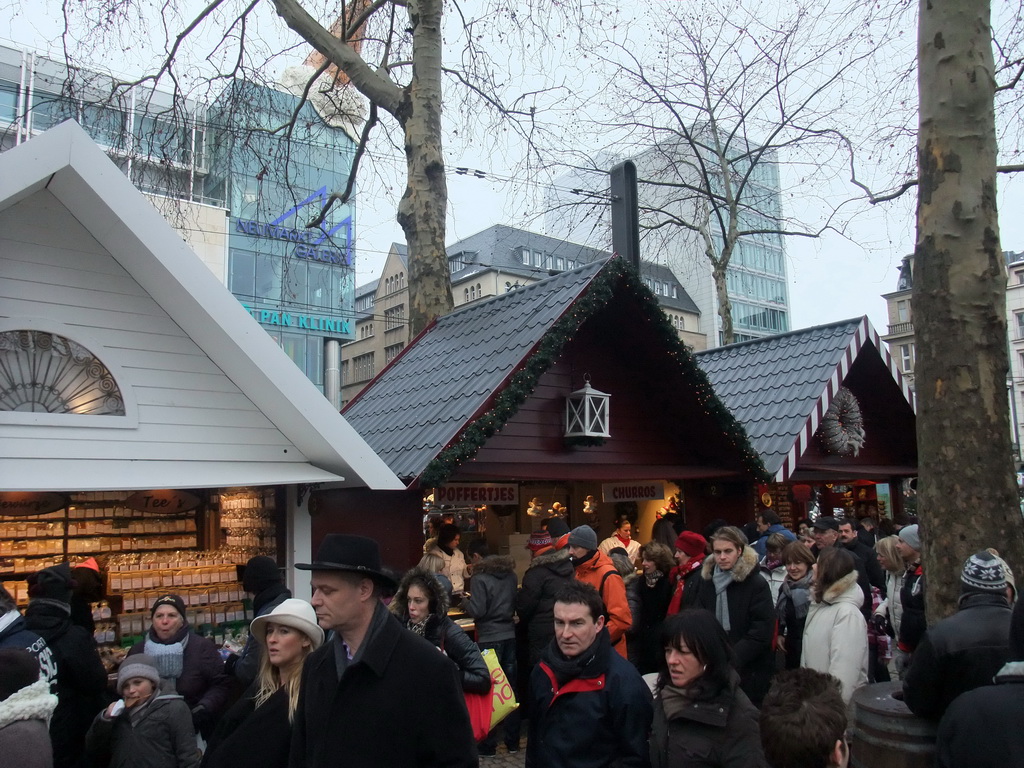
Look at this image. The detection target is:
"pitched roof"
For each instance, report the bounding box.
[695,316,915,481]
[446,224,700,314]
[343,256,763,485]
[0,121,402,491]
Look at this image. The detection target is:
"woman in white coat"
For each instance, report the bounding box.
[801,547,868,704]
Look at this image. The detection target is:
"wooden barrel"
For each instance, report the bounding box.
[851,682,938,768]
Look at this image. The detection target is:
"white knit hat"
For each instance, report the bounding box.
[117,654,161,691]
[250,598,324,650]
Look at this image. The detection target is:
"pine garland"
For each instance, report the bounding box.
[418,257,769,488]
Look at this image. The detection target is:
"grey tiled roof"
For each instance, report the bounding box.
[343,260,608,480]
[695,318,865,477]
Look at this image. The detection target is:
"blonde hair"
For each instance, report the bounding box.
[418,552,445,574]
[253,624,317,723]
[875,535,902,574]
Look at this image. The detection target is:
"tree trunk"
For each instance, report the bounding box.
[914,0,1024,623]
[397,0,452,335]
[713,263,733,346]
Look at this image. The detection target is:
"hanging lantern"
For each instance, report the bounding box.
[565,378,611,438]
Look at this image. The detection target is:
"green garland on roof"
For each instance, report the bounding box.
[419,258,769,488]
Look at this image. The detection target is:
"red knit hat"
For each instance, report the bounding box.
[674,531,707,558]
[526,531,553,552]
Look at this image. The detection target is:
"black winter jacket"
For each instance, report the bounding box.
[936,661,1024,768]
[687,548,776,706]
[649,675,768,768]
[526,629,653,768]
[898,563,926,652]
[842,538,887,591]
[85,694,200,768]
[903,592,1012,720]
[463,555,518,643]
[0,611,58,689]
[232,584,290,687]
[24,599,109,768]
[517,548,574,666]
[203,685,290,768]
[629,573,673,674]
[289,602,476,768]
[391,567,491,694]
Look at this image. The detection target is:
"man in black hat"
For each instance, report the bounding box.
[289,534,476,768]
[812,517,873,621]
[232,555,291,687]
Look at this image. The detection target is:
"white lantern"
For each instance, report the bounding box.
[564,380,610,438]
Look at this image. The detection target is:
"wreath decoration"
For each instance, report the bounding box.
[819,387,866,457]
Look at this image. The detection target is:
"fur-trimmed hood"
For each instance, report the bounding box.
[817,570,862,607]
[471,555,516,577]
[700,545,760,583]
[526,547,572,572]
[390,567,450,622]
[0,679,57,730]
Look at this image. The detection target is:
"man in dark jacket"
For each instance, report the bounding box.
[527,581,652,768]
[290,534,476,768]
[232,555,291,687]
[464,541,521,755]
[0,584,58,689]
[838,519,886,591]
[894,524,925,674]
[518,522,575,668]
[902,550,1013,720]
[813,517,873,619]
[24,563,109,768]
[935,597,1024,768]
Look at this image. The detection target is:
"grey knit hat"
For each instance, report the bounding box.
[961,550,1008,595]
[568,525,598,551]
[898,524,921,552]
[117,654,161,691]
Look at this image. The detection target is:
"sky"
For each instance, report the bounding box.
[6,1,1023,339]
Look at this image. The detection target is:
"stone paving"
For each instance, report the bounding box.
[477,740,526,767]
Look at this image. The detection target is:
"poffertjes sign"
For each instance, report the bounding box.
[433,484,519,505]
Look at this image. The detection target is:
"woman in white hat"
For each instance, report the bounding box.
[201,598,324,768]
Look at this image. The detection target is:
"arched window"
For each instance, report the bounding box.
[0,330,125,415]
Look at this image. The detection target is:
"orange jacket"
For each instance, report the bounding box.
[574,550,632,658]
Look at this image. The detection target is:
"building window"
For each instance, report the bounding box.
[464,288,470,303]
[340,360,350,386]
[1017,312,1024,340]
[359,323,374,339]
[1016,270,1024,285]
[897,299,909,323]
[353,353,375,382]
[385,305,405,331]
[899,343,915,373]
[385,343,404,364]
[450,253,465,272]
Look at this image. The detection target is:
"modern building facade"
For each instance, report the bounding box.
[0,43,358,404]
[341,225,705,405]
[546,142,791,348]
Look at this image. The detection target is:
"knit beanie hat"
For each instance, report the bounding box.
[151,593,187,620]
[675,531,707,559]
[960,550,1008,595]
[27,562,74,604]
[242,556,283,594]
[117,654,162,692]
[526,530,553,553]
[898,524,921,552]
[0,648,40,701]
[568,525,598,551]
[545,518,571,549]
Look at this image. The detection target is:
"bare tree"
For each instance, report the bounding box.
[544,1,886,345]
[914,0,1024,621]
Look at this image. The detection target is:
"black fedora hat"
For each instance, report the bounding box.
[296,534,396,588]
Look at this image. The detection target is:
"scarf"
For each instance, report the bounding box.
[438,542,455,557]
[778,572,813,623]
[407,619,428,637]
[145,624,189,682]
[712,565,734,632]
[616,533,632,548]
[645,570,665,588]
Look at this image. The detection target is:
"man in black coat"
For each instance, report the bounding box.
[903,550,1013,720]
[813,517,873,620]
[289,534,476,768]
[935,597,1024,768]
[838,519,886,591]
[232,555,291,687]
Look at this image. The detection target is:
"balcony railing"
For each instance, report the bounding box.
[887,321,914,335]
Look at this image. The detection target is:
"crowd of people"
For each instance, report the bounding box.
[0,511,1020,768]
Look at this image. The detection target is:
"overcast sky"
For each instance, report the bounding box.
[6,1,1023,338]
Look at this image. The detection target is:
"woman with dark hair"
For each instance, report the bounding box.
[801,547,868,704]
[649,610,767,768]
[628,542,676,674]
[390,568,490,694]
[599,516,641,564]
[776,541,816,670]
[687,526,775,706]
[425,525,469,595]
